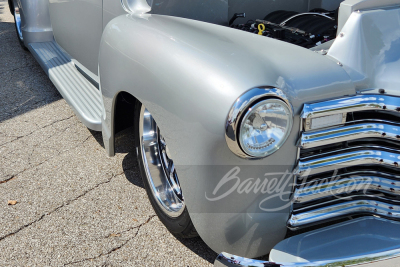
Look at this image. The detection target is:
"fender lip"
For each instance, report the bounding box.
[98,13,355,257]
[215,217,400,266]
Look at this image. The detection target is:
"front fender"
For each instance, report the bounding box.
[99,14,355,258]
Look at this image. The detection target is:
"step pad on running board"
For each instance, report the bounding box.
[28,41,102,131]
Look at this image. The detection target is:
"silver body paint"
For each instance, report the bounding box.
[17,0,53,45]
[97,11,353,258]
[12,0,400,259]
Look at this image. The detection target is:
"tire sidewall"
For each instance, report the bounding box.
[134,102,196,237]
[8,0,14,15]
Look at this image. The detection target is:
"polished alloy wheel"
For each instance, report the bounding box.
[139,106,185,217]
[14,5,23,41]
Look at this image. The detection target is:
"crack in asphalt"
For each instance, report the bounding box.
[0,115,74,148]
[63,215,157,266]
[26,119,80,163]
[0,115,84,183]
[0,132,91,184]
[0,214,47,242]
[0,175,16,184]
[10,96,36,112]
[0,169,133,243]
[0,96,62,124]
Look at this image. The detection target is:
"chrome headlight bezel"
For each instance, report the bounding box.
[225,87,294,159]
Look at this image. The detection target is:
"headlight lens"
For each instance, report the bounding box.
[239,99,293,157]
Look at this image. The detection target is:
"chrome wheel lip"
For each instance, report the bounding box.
[139,106,185,218]
[14,5,23,41]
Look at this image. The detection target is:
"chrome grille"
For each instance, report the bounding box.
[289,94,400,230]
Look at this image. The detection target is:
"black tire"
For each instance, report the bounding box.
[8,0,14,15]
[134,101,198,238]
[15,25,28,51]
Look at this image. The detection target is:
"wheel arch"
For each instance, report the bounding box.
[114,91,137,135]
[98,13,356,257]
[101,90,140,157]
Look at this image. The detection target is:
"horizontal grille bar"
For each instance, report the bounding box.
[291,94,400,231]
[288,198,400,229]
[301,94,400,119]
[294,174,400,204]
[295,149,400,177]
[298,122,400,149]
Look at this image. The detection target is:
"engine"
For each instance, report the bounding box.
[230,9,338,48]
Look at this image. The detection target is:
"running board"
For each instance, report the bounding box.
[28,41,102,131]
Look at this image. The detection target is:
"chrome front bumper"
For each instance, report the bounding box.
[214,251,400,267]
[214,217,400,267]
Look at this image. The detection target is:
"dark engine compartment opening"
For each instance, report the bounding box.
[229,9,338,48]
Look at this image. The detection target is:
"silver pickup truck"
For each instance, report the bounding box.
[8,0,400,266]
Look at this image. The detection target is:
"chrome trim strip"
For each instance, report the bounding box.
[120,0,151,14]
[301,94,400,119]
[225,87,293,159]
[299,122,400,149]
[288,199,400,229]
[295,149,400,177]
[294,175,400,204]
[215,251,400,267]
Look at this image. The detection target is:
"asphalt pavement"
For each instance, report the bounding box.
[0,1,216,265]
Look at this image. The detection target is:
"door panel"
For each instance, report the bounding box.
[49,0,102,75]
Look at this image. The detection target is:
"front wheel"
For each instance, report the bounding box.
[134,103,198,238]
[12,1,28,50]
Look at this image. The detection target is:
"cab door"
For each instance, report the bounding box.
[48,0,102,75]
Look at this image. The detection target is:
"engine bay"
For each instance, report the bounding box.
[230,9,338,48]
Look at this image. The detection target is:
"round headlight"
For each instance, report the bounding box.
[239,99,293,157]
